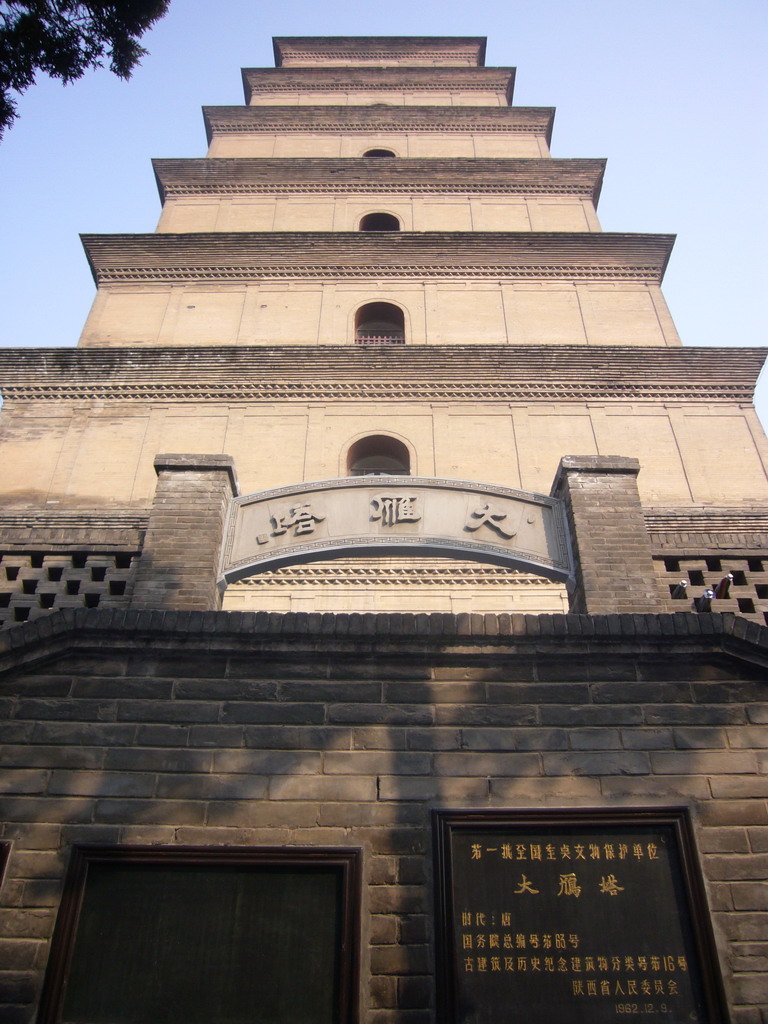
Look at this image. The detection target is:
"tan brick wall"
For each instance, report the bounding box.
[2,400,767,511]
[206,132,551,159]
[78,282,678,348]
[247,89,508,106]
[156,196,599,233]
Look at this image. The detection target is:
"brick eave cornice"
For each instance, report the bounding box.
[1,346,764,405]
[151,157,606,205]
[272,37,488,68]
[79,231,675,285]
[645,507,768,535]
[241,66,515,104]
[202,105,555,142]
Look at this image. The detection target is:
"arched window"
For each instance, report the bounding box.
[355,302,405,346]
[362,148,396,158]
[359,212,400,232]
[347,435,410,476]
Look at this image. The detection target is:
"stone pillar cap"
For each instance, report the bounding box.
[551,455,640,494]
[153,453,239,495]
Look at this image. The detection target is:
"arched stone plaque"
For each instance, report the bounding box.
[219,477,572,585]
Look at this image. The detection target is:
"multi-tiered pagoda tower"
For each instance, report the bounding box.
[2,35,768,624]
[0,36,766,1024]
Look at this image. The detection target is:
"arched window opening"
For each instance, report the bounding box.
[355,302,405,346]
[362,148,396,158]
[359,212,401,232]
[347,435,410,476]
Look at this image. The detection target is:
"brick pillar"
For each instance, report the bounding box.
[131,454,238,611]
[551,455,660,614]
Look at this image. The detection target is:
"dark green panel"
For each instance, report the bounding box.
[62,863,343,1024]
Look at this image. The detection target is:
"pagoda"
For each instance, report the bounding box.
[0,37,765,1024]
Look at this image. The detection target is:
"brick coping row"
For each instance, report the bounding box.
[2,608,767,660]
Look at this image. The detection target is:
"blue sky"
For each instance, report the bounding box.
[1,0,766,424]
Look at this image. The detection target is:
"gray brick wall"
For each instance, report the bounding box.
[0,610,766,1023]
[553,456,661,615]
[130,454,238,612]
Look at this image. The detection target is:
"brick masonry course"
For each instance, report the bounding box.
[0,609,766,1021]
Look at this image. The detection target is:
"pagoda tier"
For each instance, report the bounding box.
[152,158,605,203]
[272,36,487,67]
[241,67,514,106]
[203,105,554,139]
[82,231,673,284]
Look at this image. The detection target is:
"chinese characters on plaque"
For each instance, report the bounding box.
[271,502,326,537]
[370,494,421,527]
[464,501,518,539]
[251,494,530,549]
[434,812,727,1024]
[222,479,571,584]
[254,501,327,545]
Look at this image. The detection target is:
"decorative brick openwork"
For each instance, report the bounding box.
[9,551,768,629]
[655,555,768,624]
[0,551,137,629]
[229,562,553,588]
[224,560,569,615]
